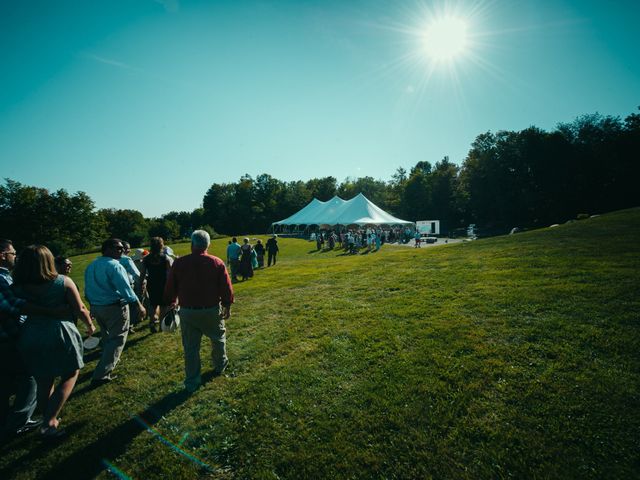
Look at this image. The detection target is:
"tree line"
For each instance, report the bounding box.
[1,108,638,254]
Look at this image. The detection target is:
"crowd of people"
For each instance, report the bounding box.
[309,226,415,254]
[0,230,234,442]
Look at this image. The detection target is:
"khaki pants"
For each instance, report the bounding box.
[91,304,130,380]
[179,307,227,391]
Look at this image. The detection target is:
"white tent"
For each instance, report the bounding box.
[272,193,413,229]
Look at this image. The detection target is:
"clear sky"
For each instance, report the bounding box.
[1,0,638,217]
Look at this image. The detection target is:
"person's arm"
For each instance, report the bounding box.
[2,285,70,318]
[163,262,178,308]
[64,277,96,336]
[22,302,72,318]
[138,260,147,285]
[110,264,146,318]
[126,257,141,283]
[218,263,234,319]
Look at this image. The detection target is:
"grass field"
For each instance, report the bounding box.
[1,209,639,479]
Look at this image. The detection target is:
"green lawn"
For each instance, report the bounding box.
[2,210,639,479]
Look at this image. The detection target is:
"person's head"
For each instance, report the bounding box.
[243,237,249,244]
[232,237,238,244]
[54,256,72,275]
[273,234,278,238]
[13,245,57,284]
[0,239,18,270]
[191,230,211,252]
[122,241,131,256]
[149,237,164,256]
[101,238,125,259]
[256,239,262,245]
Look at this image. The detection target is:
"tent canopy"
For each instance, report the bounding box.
[272,193,413,227]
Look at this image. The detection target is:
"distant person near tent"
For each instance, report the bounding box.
[226,238,241,282]
[254,240,265,268]
[238,238,254,281]
[266,235,279,266]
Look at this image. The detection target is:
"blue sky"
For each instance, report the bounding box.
[1,0,638,217]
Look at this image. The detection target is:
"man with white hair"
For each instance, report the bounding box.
[164,230,234,393]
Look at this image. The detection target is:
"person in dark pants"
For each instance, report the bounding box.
[0,239,71,440]
[266,234,279,267]
[226,238,241,282]
[139,237,171,332]
[254,240,265,268]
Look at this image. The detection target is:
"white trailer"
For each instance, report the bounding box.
[416,220,440,235]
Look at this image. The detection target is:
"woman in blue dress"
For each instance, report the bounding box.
[13,245,95,439]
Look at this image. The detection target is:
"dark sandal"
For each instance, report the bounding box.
[40,425,67,440]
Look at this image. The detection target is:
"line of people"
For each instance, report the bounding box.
[1,231,234,442]
[225,235,279,282]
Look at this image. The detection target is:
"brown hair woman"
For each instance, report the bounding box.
[13,245,95,439]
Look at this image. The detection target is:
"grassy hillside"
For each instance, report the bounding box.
[2,209,639,479]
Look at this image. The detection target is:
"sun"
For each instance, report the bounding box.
[422,16,468,62]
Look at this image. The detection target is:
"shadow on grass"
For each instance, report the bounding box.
[1,371,220,480]
[76,331,155,387]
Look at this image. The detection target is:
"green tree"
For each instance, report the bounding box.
[99,208,147,242]
[337,176,388,207]
[163,211,193,238]
[428,157,461,231]
[306,177,337,201]
[147,218,180,241]
[0,179,104,254]
[402,168,431,221]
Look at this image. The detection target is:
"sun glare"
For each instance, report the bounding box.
[423,16,468,61]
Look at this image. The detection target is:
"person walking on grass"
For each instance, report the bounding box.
[13,245,96,440]
[226,237,241,282]
[266,234,279,266]
[164,230,234,393]
[0,240,75,440]
[84,238,146,387]
[138,237,172,333]
[119,241,141,332]
[238,238,254,281]
[254,239,265,268]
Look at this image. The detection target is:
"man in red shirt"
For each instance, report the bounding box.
[164,230,234,393]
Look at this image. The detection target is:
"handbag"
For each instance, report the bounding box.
[160,307,180,333]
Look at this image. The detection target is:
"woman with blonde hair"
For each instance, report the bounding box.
[13,245,95,439]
